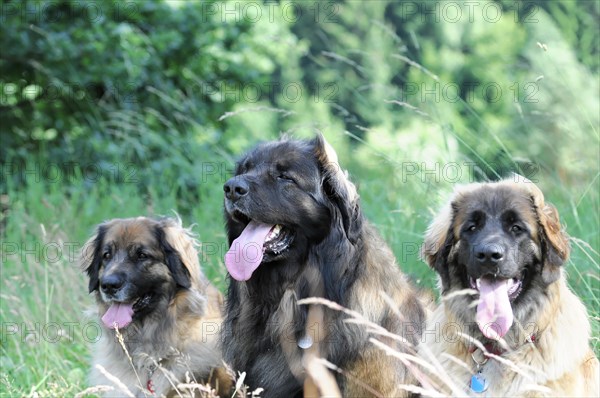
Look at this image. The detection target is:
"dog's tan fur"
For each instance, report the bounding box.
[81,217,230,397]
[275,227,425,397]
[420,179,599,397]
[222,136,425,397]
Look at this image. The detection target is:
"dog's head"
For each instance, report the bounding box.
[423,178,569,340]
[81,217,201,329]
[223,134,360,281]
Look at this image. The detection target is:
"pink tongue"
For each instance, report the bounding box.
[101,303,134,329]
[476,278,514,340]
[224,221,274,281]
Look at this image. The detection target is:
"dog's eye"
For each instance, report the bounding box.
[278,174,294,183]
[103,251,111,260]
[511,225,522,233]
[467,225,477,232]
[137,252,148,260]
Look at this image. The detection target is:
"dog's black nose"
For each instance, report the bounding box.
[224,177,249,202]
[474,243,505,265]
[100,273,125,295]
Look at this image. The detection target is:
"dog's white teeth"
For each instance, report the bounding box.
[476,278,481,290]
[507,278,521,295]
[266,225,282,242]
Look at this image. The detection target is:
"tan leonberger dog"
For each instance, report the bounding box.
[420,178,599,397]
[81,217,231,397]
[222,135,425,397]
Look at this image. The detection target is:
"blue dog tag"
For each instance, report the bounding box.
[470,371,489,393]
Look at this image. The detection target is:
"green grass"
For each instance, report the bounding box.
[2,2,598,396]
[0,172,234,397]
[1,146,598,397]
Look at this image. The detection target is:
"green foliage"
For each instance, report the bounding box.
[1,1,598,396]
[1,0,295,201]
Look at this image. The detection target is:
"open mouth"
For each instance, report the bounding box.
[468,273,525,340]
[263,224,295,258]
[232,209,251,224]
[101,293,152,329]
[224,217,296,281]
[469,275,523,301]
[230,210,295,259]
[132,293,152,311]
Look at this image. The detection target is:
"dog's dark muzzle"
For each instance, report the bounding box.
[224,176,249,203]
[466,235,517,279]
[100,272,126,297]
[474,241,505,270]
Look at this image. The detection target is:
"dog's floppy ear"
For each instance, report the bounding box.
[154,221,193,289]
[528,183,570,284]
[80,224,107,293]
[312,134,361,243]
[422,200,456,291]
[422,202,453,270]
[422,184,483,270]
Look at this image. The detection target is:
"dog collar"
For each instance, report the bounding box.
[147,362,159,394]
[147,379,155,394]
[468,334,536,394]
[468,333,536,357]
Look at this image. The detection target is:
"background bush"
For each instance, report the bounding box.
[1,1,598,396]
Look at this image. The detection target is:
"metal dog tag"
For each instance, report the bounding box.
[470,371,489,393]
[297,334,313,349]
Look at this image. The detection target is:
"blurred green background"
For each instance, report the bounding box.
[1,0,598,396]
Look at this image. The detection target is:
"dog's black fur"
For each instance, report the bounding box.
[223,135,424,397]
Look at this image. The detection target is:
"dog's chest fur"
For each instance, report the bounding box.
[422,279,599,397]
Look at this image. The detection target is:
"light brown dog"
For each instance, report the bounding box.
[420,179,599,397]
[81,217,230,397]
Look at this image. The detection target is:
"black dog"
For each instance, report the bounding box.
[222,135,424,397]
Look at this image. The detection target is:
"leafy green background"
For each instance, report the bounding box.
[1,1,598,396]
